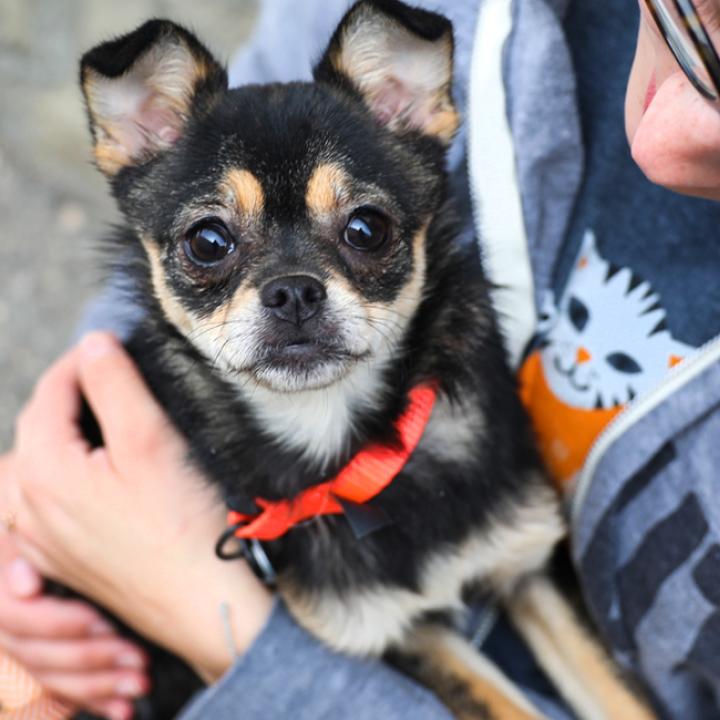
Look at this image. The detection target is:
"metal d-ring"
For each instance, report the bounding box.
[245,539,277,587]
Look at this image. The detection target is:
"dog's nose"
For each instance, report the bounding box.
[261,275,327,325]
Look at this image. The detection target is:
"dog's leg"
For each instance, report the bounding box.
[391,624,547,720]
[505,574,656,720]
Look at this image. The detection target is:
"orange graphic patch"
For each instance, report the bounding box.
[518,352,622,489]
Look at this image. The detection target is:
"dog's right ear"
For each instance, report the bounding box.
[80,20,227,176]
[314,0,458,145]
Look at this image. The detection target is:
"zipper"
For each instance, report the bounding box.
[571,335,720,531]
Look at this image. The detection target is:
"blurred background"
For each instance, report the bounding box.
[0,0,258,449]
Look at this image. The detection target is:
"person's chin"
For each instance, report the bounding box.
[630,120,685,193]
[630,77,720,199]
[631,127,720,199]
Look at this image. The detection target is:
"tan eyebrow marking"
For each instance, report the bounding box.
[306,163,350,215]
[222,168,265,216]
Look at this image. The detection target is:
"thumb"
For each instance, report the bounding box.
[77,332,168,461]
[5,557,44,598]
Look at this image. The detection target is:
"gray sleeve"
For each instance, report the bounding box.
[227,0,351,87]
[74,273,145,342]
[179,600,452,720]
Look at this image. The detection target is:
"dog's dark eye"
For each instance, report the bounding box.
[184,221,235,266]
[343,209,390,252]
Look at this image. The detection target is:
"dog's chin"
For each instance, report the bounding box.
[249,345,367,393]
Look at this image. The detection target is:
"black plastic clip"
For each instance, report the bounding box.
[215,523,277,587]
[215,522,247,560]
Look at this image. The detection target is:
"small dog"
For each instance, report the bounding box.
[69,2,656,718]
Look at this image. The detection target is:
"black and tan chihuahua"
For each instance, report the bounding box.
[66,2,657,718]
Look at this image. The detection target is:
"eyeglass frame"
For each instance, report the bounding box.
[644,0,720,100]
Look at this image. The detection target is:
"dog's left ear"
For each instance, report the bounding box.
[314,0,458,144]
[80,20,227,176]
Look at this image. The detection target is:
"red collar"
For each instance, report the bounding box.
[226,383,438,542]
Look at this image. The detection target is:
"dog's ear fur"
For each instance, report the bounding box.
[80,20,227,175]
[314,0,458,144]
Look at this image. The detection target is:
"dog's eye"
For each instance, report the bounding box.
[184,221,235,266]
[343,209,390,252]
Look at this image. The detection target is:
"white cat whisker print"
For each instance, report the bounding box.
[519,229,695,484]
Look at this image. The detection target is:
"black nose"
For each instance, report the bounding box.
[261,275,327,326]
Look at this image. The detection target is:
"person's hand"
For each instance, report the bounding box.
[0,469,148,720]
[2,332,272,685]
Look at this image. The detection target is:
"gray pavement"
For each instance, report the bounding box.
[0,0,257,449]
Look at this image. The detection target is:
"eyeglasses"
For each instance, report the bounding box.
[644,0,720,100]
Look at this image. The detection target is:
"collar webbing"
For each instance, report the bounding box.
[226,383,438,542]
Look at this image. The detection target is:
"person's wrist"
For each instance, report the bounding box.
[158,559,273,683]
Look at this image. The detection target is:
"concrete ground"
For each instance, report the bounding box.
[0,0,257,450]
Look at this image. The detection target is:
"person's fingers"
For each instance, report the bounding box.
[87,697,136,720]
[0,457,24,556]
[0,519,43,598]
[77,332,170,462]
[0,532,55,584]
[5,557,43,598]
[0,633,147,673]
[0,592,114,639]
[34,668,150,706]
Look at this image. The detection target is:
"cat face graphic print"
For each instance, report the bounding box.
[519,230,694,485]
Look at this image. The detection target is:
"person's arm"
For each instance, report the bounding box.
[3,333,452,719]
